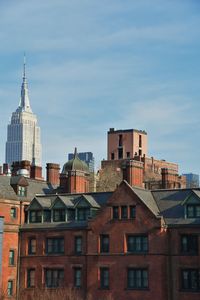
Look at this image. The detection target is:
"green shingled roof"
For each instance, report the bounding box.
[62,149,89,173]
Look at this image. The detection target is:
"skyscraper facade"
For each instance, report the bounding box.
[182,173,199,188]
[5,59,42,167]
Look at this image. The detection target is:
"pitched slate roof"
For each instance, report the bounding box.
[0,176,18,200]
[0,175,55,202]
[151,189,200,226]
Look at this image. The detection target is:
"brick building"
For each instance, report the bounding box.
[0,162,56,299]
[19,181,200,300]
[97,128,186,191]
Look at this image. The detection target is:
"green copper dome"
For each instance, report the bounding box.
[62,148,89,173]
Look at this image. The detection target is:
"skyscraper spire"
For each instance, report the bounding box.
[17,54,32,113]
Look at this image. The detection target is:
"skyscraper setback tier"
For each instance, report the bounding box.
[5,59,42,167]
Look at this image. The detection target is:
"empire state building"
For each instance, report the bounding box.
[5,59,42,167]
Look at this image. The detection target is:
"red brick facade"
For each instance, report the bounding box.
[19,181,200,300]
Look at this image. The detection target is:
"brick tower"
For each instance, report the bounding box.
[60,148,89,193]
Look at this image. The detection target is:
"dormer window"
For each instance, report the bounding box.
[30,210,42,223]
[77,208,90,221]
[18,186,26,197]
[53,209,65,222]
[186,205,200,218]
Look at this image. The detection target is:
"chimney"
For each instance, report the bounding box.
[46,163,60,186]
[30,165,43,180]
[11,160,31,176]
[161,168,177,189]
[123,159,144,188]
[3,163,9,175]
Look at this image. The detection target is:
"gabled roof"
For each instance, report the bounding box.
[151,189,200,226]
[74,194,100,208]
[10,175,29,186]
[0,176,18,200]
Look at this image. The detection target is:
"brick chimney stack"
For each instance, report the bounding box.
[11,160,31,176]
[30,165,43,180]
[46,163,60,186]
[123,159,144,188]
[3,163,9,175]
[161,168,178,189]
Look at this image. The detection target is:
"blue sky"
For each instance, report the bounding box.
[0,0,200,174]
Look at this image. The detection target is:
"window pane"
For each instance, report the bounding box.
[100,268,109,289]
[29,238,36,254]
[100,235,109,253]
[113,207,119,219]
[7,281,13,296]
[75,237,82,254]
[130,206,136,219]
[121,206,128,219]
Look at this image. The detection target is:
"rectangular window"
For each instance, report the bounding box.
[75,236,82,254]
[27,269,35,288]
[7,280,13,296]
[100,267,109,289]
[46,238,64,254]
[77,208,90,221]
[181,269,200,291]
[28,238,36,255]
[186,205,200,218]
[9,250,15,265]
[119,134,123,147]
[130,206,136,219]
[126,152,130,158]
[127,268,148,289]
[45,269,64,288]
[127,235,148,253]
[18,186,26,197]
[53,209,65,222]
[10,207,16,219]
[118,148,123,159]
[112,206,119,219]
[43,210,51,222]
[30,210,42,223]
[121,206,128,219]
[74,268,82,288]
[139,135,142,148]
[111,153,115,160]
[100,235,109,253]
[181,235,198,255]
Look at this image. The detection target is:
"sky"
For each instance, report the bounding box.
[0,0,200,175]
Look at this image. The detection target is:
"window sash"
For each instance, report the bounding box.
[53,209,65,222]
[45,269,64,288]
[112,206,119,219]
[182,269,200,291]
[77,208,90,221]
[100,268,109,289]
[7,280,13,296]
[127,269,148,289]
[9,250,15,265]
[10,208,16,218]
[29,239,36,254]
[100,235,109,253]
[181,235,198,254]
[121,206,128,219]
[30,210,42,223]
[75,237,82,254]
[46,238,64,254]
[130,206,136,219]
[74,268,82,287]
[27,269,35,288]
[127,236,148,253]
